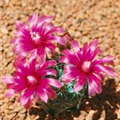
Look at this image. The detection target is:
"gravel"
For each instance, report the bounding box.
[1,0,120,120]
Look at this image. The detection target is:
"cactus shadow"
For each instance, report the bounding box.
[29,79,120,120]
[29,104,80,120]
[84,79,120,120]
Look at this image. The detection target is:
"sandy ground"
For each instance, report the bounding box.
[0,0,120,120]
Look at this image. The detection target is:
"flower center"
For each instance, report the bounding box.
[82,61,91,73]
[30,32,40,42]
[27,75,37,86]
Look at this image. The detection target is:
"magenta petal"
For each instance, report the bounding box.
[41,69,57,77]
[13,44,23,54]
[39,60,56,71]
[38,16,54,28]
[53,36,66,45]
[64,66,80,76]
[88,79,96,96]
[95,65,117,77]
[90,73,102,84]
[37,46,45,56]
[46,43,55,51]
[62,72,79,83]
[3,76,14,84]
[28,13,38,28]
[13,59,28,74]
[89,39,98,52]
[44,23,64,35]
[45,86,56,100]
[29,49,37,63]
[5,89,15,97]
[37,89,48,103]
[74,80,85,92]
[62,66,80,83]
[15,20,25,30]
[89,74,102,94]
[24,99,32,110]
[62,49,79,65]
[71,41,80,52]
[62,74,73,83]
[20,88,34,106]
[74,74,86,92]
[99,56,114,64]
[88,47,100,61]
[62,74,74,83]
[37,46,46,62]
[28,58,36,73]
[45,78,62,88]
[59,56,69,63]
[88,75,102,96]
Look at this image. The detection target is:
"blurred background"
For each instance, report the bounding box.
[0,0,120,120]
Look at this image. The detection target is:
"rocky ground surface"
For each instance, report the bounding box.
[0,0,120,120]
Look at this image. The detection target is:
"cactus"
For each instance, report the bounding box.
[37,63,88,115]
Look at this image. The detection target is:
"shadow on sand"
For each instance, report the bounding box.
[29,79,120,120]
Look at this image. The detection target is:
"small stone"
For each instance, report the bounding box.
[86,110,96,120]
[1,26,8,34]
[13,106,23,112]
[75,31,81,38]
[3,116,10,120]
[19,113,26,120]
[21,0,27,7]
[19,109,26,114]
[9,105,14,110]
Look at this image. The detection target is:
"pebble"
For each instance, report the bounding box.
[13,106,23,113]
[3,116,10,120]
[1,0,120,120]
[75,31,81,38]
[1,26,8,34]
[18,113,26,119]
[86,110,96,120]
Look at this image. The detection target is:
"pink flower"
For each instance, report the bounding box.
[3,59,62,109]
[60,40,116,96]
[11,13,66,60]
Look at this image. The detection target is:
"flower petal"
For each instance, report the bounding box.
[5,89,15,97]
[88,75,102,96]
[36,88,48,103]
[61,49,79,65]
[52,36,66,45]
[71,40,80,53]
[98,56,114,64]
[74,74,86,92]
[45,86,56,100]
[45,78,62,88]
[38,60,56,72]
[38,16,54,28]
[41,69,57,77]
[15,20,25,31]
[3,76,14,84]
[20,88,35,106]
[89,39,98,52]
[37,46,46,63]
[59,56,69,63]
[95,65,117,77]
[24,99,32,110]
[62,66,80,83]
[44,23,64,35]
[29,49,37,63]
[28,13,38,28]
[46,43,55,51]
